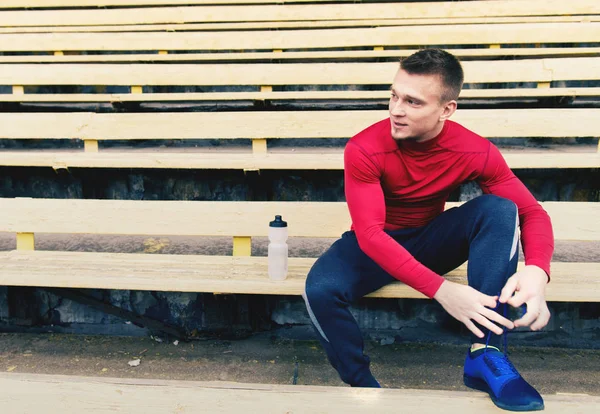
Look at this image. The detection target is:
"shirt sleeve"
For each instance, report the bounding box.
[344,141,445,298]
[477,143,554,279]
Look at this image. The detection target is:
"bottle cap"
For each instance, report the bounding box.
[269,215,287,228]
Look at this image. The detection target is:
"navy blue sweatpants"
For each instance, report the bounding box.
[302,195,519,387]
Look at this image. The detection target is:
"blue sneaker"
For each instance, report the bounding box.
[464,347,544,411]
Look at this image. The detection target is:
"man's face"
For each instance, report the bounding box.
[389,69,455,142]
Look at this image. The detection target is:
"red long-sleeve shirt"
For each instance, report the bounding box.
[344,118,554,298]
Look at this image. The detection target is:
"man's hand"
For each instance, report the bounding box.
[434,280,514,338]
[499,265,550,331]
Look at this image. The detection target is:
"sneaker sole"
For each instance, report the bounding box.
[463,374,544,412]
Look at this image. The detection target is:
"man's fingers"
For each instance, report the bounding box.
[481,307,515,330]
[529,313,549,331]
[499,276,518,303]
[464,319,484,339]
[480,293,498,309]
[514,304,540,327]
[473,314,504,336]
[529,306,551,331]
[507,291,528,308]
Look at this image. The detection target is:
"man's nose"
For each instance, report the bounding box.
[390,100,406,116]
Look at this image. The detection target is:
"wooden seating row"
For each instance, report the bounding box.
[1,198,598,302]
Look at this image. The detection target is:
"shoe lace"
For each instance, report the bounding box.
[482,296,521,377]
[484,297,510,356]
[483,350,519,377]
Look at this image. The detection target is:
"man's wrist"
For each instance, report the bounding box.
[433,279,453,302]
[525,265,550,283]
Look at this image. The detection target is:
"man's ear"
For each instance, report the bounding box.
[439,100,457,121]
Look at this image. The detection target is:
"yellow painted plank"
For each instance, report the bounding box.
[131,85,143,94]
[1,87,600,103]
[2,47,599,63]
[1,149,598,170]
[84,139,98,152]
[12,85,24,95]
[252,139,267,155]
[0,198,597,242]
[16,232,35,251]
[1,58,599,86]
[0,109,598,140]
[232,236,252,256]
[2,373,600,413]
[0,251,598,301]
[3,2,599,27]
[0,23,598,52]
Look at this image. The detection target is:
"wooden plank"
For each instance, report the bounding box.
[1,58,598,86]
[2,15,599,33]
[0,109,598,140]
[0,199,597,241]
[2,2,599,27]
[2,0,340,6]
[2,87,600,103]
[1,23,598,52]
[9,0,597,11]
[0,199,355,237]
[2,373,599,414]
[2,47,600,63]
[0,251,597,301]
[1,149,598,170]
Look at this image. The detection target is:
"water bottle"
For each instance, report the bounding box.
[268,215,288,281]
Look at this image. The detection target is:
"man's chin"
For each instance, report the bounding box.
[391,131,413,141]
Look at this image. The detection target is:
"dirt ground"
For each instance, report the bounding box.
[0,332,599,396]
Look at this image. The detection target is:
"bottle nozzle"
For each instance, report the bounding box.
[269,215,287,227]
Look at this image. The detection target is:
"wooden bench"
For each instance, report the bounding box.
[2,58,599,102]
[2,373,599,413]
[1,197,598,302]
[0,3,596,285]
[1,2,598,172]
[1,55,599,171]
[1,0,598,33]
[0,108,598,170]
[1,0,599,62]
[1,21,598,58]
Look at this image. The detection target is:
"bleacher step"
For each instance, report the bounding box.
[1,373,599,413]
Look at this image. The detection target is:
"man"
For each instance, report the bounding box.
[302,49,553,412]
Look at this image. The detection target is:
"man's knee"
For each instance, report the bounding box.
[474,194,518,223]
[472,195,519,260]
[476,194,517,213]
